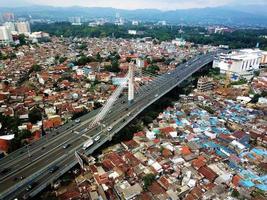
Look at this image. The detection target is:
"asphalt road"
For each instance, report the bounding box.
[0,52,216,200]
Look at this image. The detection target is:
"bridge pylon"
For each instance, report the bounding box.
[128,63,134,104]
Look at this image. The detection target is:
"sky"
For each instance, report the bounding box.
[2,0,267,10]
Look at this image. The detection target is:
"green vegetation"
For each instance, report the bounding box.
[29,64,42,73]
[0,51,17,60]
[208,67,220,76]
[59,56,67,64]
[32,23,267,49]
[71,108,88,120]
[29,107,42,124]
[231,189,240,198]
[18,34,27,45]
[0,114,34,152]
[230,77,247,86]
[143,174,156,190]
[105,59,120,72]
[145,65,160,74]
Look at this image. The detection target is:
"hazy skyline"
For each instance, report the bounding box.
[1,0,267,10]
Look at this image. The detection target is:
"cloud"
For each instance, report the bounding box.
[4,0,267,10]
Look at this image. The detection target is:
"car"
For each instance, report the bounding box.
[63,144,70,149]
[82,128,88,133]
[94,136,100,141]
[108,110,112,114]
[26,182,38,191]
[75,119,81,123]
[107,126,113,132]
[167,72,171,75]
[127,112,131,117]
[125,107,129,111]
[49,166,59,173]
[121,100,126,104]
[155,94,159,97]
[74,131,80,134]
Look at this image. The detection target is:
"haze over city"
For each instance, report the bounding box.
[1,0,267,10]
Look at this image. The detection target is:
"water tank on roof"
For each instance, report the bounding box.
[72,93,79,99]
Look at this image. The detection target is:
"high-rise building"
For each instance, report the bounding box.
[4,22,16,32]
[69,17,82,25]
[2,12,15,22]
[0,26,13,44]
[16,21,31,34]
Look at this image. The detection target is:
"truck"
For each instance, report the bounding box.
[82,137,94,150]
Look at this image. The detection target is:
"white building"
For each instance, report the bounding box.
[16,21,31,34]
[0,26,13,44]
[128,30,137,35]
[213,49,262,78]
[4,22,16,32]
[261,51,267,64]
[132,20,139,26]
[69,17,82,25]
[172,38,186,46]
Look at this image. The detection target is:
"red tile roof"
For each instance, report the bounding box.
[181,146,192,155]
[158,176,170,190]
[232,175,241,187]
[160,127,175,134]
[192,156,206,170]
[148,182,166,195]
[198,166,218,182]
[0,139,9,152]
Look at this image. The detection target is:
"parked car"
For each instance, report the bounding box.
[49,166,59,173]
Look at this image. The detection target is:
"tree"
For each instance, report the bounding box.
[29,107,42,124]
[29,64,42,73]
[106,59,120,72]
[59,57,67,64]
[96,52,102,62]
[71,108,88,120]
[77,55,89,66]
[18,34,26,45]
[251,94,261,103]
[231,189,240,198]
[143,174,156,190]
[145,65,160,74]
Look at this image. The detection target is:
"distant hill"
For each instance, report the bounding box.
[0,5,267,27]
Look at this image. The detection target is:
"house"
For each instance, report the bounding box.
[198,166,218,182]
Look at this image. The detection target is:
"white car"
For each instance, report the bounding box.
[83,128,88,133]
[74,119,81,123]
[107,126,113,132]
[94,136,100,141]
[155,94,159,97]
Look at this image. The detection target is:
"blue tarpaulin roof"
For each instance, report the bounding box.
[240,180,255,188]
[256,184,267,191]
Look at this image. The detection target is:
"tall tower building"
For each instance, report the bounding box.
[2,12,15,22]
[16,21,31,34]
[0,26,13,44]
[4,22,16,32]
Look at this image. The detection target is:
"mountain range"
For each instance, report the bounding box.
[1,3,267,27]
